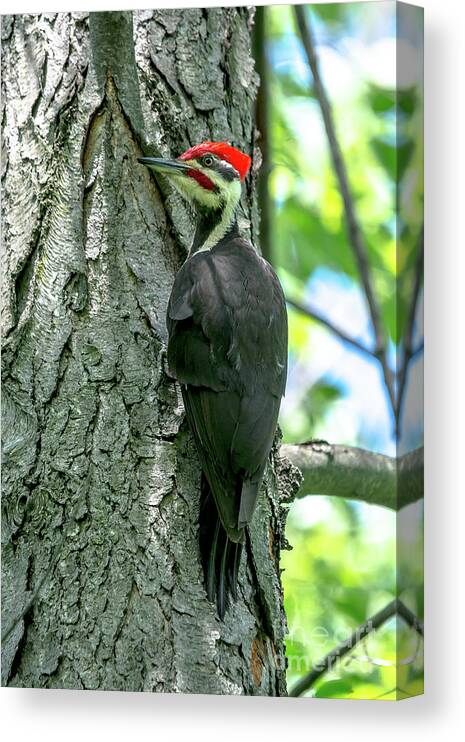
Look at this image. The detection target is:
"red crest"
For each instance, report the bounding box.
[179,142,251,182]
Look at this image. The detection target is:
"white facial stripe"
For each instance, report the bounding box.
[169,160,242,251]
[192,163,238,191]
[217,160,239,177]
[170,170,222,208]
[197,180,241,252]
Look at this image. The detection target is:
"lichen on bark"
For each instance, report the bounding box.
[1,9,300,695]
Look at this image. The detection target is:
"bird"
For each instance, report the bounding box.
[138,142,287,619]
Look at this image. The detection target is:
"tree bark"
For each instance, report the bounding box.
[1,9,300,695]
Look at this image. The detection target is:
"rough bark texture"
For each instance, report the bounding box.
[1,10,300,695]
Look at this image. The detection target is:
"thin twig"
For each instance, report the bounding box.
[286,296,374,359]
[396,226,424,432]
[293,5,395,411]
[253,5,272,263]
[281,442,423,511]
[289,598,423,697]
[397,599,424,638]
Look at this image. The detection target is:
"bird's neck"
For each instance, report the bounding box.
[190,205,239,255]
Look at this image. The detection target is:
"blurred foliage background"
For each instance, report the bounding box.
[255,2,424,699]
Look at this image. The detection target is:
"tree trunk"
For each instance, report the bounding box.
[1,9,300,695]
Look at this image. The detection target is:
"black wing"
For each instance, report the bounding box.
[167,239,287,541]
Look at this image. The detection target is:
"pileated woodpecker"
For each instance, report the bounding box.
[138,142,287,618]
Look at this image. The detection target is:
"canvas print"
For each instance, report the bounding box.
[1,2,424,699]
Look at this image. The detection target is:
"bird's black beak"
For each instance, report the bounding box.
[137,157,190,175]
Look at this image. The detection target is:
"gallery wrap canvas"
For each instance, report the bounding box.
[1,2,424,699]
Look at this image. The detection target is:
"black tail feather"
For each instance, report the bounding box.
[207,519,220,603]
[217,533,229,619]
[227,540,242,601]
[199,473,243,619]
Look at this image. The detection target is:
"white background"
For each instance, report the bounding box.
[1,0,464,739]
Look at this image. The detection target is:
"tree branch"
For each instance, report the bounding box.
[396,226,424,432]
[253,5,272,263]
[280,441,423,511]
[293,6,395,411]
[286,296,374,359]
[289,598,423,697]
[397,599,424,639]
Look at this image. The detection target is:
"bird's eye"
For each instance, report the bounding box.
[202,155,214,167]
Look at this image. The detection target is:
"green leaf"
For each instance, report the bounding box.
[273,197,357,279]
[276,70,313,99]
[333,588,369,624]
[367,85,396,114]
[314,679,353,698]
[398,87,417,117]
[366,84,417,118]
[311,3,347,25]
[370,135,415,182]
